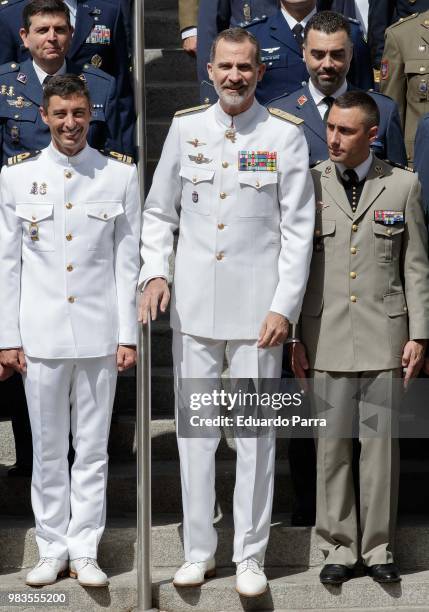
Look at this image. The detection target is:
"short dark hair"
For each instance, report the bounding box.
[304,11,352,45]
[332,91,380,128]
[42,74,91,111]
[210,27,262,65]
[23,0,71,32]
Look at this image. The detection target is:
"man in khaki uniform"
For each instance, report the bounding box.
[380,10,429,164]
[290,91,429,585]
[179,0,199,54]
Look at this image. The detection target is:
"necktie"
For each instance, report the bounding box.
[342,169,363,213]
[292,23,304,52]
[322,96,335,125]
[343,169,359,185]
[43,75,53,87]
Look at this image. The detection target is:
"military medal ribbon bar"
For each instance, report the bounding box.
[374,210,404,225]
[238,151,277,171]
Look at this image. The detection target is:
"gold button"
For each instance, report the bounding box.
[67,264,73,272]
[65,171,72,179]
[204,97,210,104]
[222,161,229,168]
[350,247,357,254]
[66,233,73,241]
[192,176,197,184]
[350,295,357,303]
[220,192,227,199]
[387,228,392,235]
[350,272,357,279]
[255,181,260,188]
[10,63,17,69]
[68,296,75,303]
[352,224,358,232]
[14,114,19,119]
[403,306,408,312]
[66,202,73,209]
[314,229,321,237]
[218,223,225,230]
[103,213,108,219]
[216,252,224,261]
[420,66,426,72]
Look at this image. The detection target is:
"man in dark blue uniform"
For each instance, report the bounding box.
[0,0,124,166]
[270,11,406,165]
[0,0,134,154]
[368,0,429,71]
[197,0,372,105]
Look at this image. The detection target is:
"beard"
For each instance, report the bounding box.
[213,81,253,108]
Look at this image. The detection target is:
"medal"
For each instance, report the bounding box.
[29,222,39,241]
[225,128,236,143]
[91,54,102,68]
[39,182,47,195]
[30,182,38,195]
[192,191,198,203]
[238,151,277,172]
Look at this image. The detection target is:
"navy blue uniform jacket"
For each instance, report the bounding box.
[0,0,134,154]
[0,58,121,166]
[270,83,407,166]
[413,113,429,224]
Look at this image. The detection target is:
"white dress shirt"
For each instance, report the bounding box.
[354,0,368,37]
[308,79,348,120]
[336,152,373,182]
[33,60,66,85]
[281,6,317,31]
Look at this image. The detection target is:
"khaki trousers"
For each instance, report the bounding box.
[311,369,401,567]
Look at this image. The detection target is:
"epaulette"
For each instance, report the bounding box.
[100,149,134,164]
[267,107,304,125]
[174,104,210,117]
[0,61,19,75]
[388,12,418,29]
[241,15,268,28]
[385,159,414,172]
[367,89,391,100]
[310,160,324,169]
[0,0,24,8]
[7,150,40,166]
[347,17,360,25]
[80,63,110,80]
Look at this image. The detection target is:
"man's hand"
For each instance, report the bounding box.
[0,364,14,381]
[402,339,427,388]
[182,35,197,55]
[138,278,170,325]
[117,345,137,372]
[288,341,309,392]
[258,312,289,348]
[0,348,26,374]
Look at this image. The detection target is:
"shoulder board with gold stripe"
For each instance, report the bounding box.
[100,149,134,164]
[267,107,304,125]
[388,12,418,29]
[174,104,210,117]
[385,159,414,172]
[7,150,41,166]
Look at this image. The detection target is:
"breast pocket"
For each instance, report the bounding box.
[15,203,54,252]
[405,60,429,104]
[85,201,124,251]
[180,165,214,215]
[237,172,277,217]
[372,221,404,263]
[313,218,336,261]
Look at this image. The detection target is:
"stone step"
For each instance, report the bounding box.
[147,82,200,120]
[145,0,177,10]
[0,568,136,612]
[145,10,180,49]
[145,49,197,83]
[150,318,173,367]
[4,515,429,573]
[153,567,429,611]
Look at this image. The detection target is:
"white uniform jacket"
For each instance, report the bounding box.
[140,100,315,339]
[0,144,141,359]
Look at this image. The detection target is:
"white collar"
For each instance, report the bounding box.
[214,97,263,131]
[336,152,373,183]
[281,6,317,31]
[47,142,92,167]
[33,60,66,86]
[308,79,348,107]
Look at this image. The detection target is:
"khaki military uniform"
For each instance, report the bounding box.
[179,0,199,31]
[380,11,429,163]
[301,156,429,567]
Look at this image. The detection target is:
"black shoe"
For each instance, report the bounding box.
[8,463,32,478]
[366,563,401,583]
[320,564,353,585]
[291,509,315,526]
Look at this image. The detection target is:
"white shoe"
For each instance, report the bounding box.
[69,558,108,587]
[236,558,267,597]
[26,558,68,586]
[173,559,216,587]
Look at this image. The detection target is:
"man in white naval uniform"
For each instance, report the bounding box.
[0,75,140,587]
[139,28,315,597]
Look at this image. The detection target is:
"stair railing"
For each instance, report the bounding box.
[133,1,156,610]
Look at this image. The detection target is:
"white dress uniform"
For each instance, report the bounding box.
[0,144,140,560]
[140,99,315,563]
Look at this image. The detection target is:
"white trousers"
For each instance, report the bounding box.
[23,355,117,560]
[172,331,283,564]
